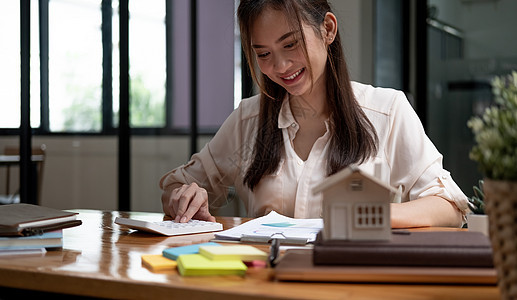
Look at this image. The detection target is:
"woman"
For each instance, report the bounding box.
[160,0,468,228]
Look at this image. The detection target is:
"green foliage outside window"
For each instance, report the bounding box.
[62,74,165,131]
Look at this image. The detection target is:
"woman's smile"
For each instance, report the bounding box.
[281,67,305,84]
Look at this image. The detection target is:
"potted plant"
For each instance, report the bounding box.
[467,70,517,300]
[467,180,488,236]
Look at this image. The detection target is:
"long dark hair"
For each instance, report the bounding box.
[238,0,378,190]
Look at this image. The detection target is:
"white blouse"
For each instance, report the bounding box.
[160,82,469,220]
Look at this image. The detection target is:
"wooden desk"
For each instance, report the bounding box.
[0,210,500,299]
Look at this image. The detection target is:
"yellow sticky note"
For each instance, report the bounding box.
[141,254,177,271]
[177,254,247,276]
[199,245,268,261]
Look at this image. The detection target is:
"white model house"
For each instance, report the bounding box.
[313,166,399,241]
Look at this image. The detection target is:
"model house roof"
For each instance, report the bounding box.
[312,166,398,195]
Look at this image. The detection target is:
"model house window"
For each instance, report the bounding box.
[350,179,363,191]
[354,203,384,228]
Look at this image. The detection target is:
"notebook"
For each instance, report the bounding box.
[213,211,322,244]
[0,230,63,250]
[313,231,494,267]
[0,204,81,236]
[274,249,497,284]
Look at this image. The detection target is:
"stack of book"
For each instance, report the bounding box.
[0,203,82,255]
[274,230,497,284]
[312,230,494,268]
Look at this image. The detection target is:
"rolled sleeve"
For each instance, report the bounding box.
[410,161,469,221]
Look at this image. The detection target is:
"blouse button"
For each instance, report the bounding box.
[441,175,447,180]
[297,160,303,166]
[291,123,297,128]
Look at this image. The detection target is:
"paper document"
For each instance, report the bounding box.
[214,211,323,244]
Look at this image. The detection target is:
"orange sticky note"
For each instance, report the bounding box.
[141,254,177,271]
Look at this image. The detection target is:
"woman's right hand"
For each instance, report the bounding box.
[161,182,216,223]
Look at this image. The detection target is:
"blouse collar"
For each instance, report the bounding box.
[277,95,296,129]
[277,95,330,131]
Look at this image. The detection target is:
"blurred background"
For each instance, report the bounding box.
[0,0,515,216]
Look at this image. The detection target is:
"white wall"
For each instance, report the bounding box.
[0,136,194,212]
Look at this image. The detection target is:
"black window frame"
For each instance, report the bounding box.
[0,0,226,137]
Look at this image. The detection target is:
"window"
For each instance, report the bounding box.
[354,203,385,228]
[349,179,363,191]
[2,0,238,135]
[425,0,517,193]
[49,0,103,132]
[0,1,40,129]
[374,0,407,91]
[128,0,166,128]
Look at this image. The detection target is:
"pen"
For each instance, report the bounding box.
[241,234,309,245]
[268,238,280,268]
[392,229,411,235]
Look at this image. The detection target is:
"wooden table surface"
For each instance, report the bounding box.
[0,210,501,299]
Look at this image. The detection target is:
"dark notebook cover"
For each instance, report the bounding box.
[313,231,494,268]
[0,204,81,236]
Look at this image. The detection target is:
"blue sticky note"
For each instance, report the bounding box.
[163,242,221,260]
[261,222,295,228]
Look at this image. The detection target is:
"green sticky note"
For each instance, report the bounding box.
[177,254,247,276]
[199,245,268,261]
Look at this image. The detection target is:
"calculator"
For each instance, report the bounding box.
[114,217,223,236]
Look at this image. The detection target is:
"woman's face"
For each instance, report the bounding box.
[251,8,329,99]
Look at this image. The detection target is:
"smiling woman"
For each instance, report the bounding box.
[247,5,338,162]
[237,0,377,191]
[160,0,468,230]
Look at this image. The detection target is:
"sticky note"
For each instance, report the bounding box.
[243,260,267,268]
[199,245,268,261]
[162,242,221,260]
[141,254,177,271]
[177,254,247,276]
[261,222,295,227]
